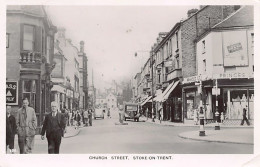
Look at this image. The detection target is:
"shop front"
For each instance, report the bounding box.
[215,78,254,125]
[183,73,254,125]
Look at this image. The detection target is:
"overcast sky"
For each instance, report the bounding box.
[47,5,199,90]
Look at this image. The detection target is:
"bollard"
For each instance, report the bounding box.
[215,111,220,130]
[199,106,205,136]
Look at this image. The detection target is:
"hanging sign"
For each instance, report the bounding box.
[6,81,18,105]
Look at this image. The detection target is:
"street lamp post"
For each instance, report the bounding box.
[196,80,205,136]
[150,50,155,122]
[215,79,220,130]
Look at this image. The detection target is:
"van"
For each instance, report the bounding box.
[124,102,140,122]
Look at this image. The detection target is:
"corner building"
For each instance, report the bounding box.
[6,6,57,133]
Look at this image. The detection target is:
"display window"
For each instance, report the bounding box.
[185,90,200,120]
[224,88,253,120]
[22,80,37,110]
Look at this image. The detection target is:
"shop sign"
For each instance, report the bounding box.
[66,89,73,98]
[183,74,211,84]
[6,81,18,105]
[212,87,220,95]
[213,72,253,79]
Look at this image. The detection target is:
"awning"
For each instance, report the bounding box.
[162,80,180,102]
[154,80,180,102]
[141,96,152,106]
[154,81,175,102]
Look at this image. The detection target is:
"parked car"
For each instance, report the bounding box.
[94,108,105,119]
[124,102,140,122]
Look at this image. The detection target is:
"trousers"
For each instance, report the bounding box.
[241,117,250,125]
[18,135,35,154]
[47,132,62,154]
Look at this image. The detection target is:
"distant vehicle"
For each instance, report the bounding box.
[94,108,105,119]
[124,102,140,122]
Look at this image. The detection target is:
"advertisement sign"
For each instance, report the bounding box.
[213,72,253,79]
[6,81,18,105]
[183,74,211,84]
[223,31,248,67]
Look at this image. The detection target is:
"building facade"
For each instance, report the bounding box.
[55,28,81,110]
[190,6,254,124]
[78,41,88,110]
[6,5,57,132]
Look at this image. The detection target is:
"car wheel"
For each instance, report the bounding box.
[94,117,96,120]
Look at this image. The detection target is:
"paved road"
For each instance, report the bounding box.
[60,115,253,154]
[11,113,253,154]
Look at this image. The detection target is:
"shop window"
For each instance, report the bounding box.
[224,89,253,120]
[23,25,35,51]
[22,80,37,110]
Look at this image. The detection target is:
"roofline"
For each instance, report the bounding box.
[212,5,245,29]
[195,25,254,43]
[181,6,208,24]
[154,22,181,52]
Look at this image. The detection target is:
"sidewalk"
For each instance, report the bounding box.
[178,128,253,145]
[139,116,253,128]
[140,116,253,144]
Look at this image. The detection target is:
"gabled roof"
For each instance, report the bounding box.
[213,6,254,29]
[7,5,46,17]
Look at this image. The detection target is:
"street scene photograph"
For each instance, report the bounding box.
[5,4,254,155]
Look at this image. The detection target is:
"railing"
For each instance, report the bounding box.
[20,51,42,63]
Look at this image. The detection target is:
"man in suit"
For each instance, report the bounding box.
[16,98,37,154]
[41,101,66,154]
[7,105,17,153]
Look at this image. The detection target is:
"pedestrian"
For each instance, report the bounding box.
[88,109,93,126]
[41,101,66,154]
[220,112,224,123]
[16,98,37,154]
[75,111,81,129]
[6,115,12,153]
[6,105,17,154]
[240,106,250,126]
[159,107,163,123]
[107,108,111,118]
[83,110,89,126]
[81,109,85,125]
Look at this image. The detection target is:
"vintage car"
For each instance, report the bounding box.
[124,102,140,122]
[94,108,105,119]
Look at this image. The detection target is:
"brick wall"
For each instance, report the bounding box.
[181,5,237,78]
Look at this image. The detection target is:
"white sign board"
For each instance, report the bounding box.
[223,31,248,67]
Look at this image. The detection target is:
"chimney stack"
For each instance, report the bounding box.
[80,41,85,53]
[187,8,199,18]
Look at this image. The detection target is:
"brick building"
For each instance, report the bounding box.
[6,5,57,132]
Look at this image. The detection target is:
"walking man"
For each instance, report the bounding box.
[41,101,66,154]
[241,106,250,126]
[16,98,37,154]
[88,109,93,126]
[83,110,89,126]
[7,105,17,154]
